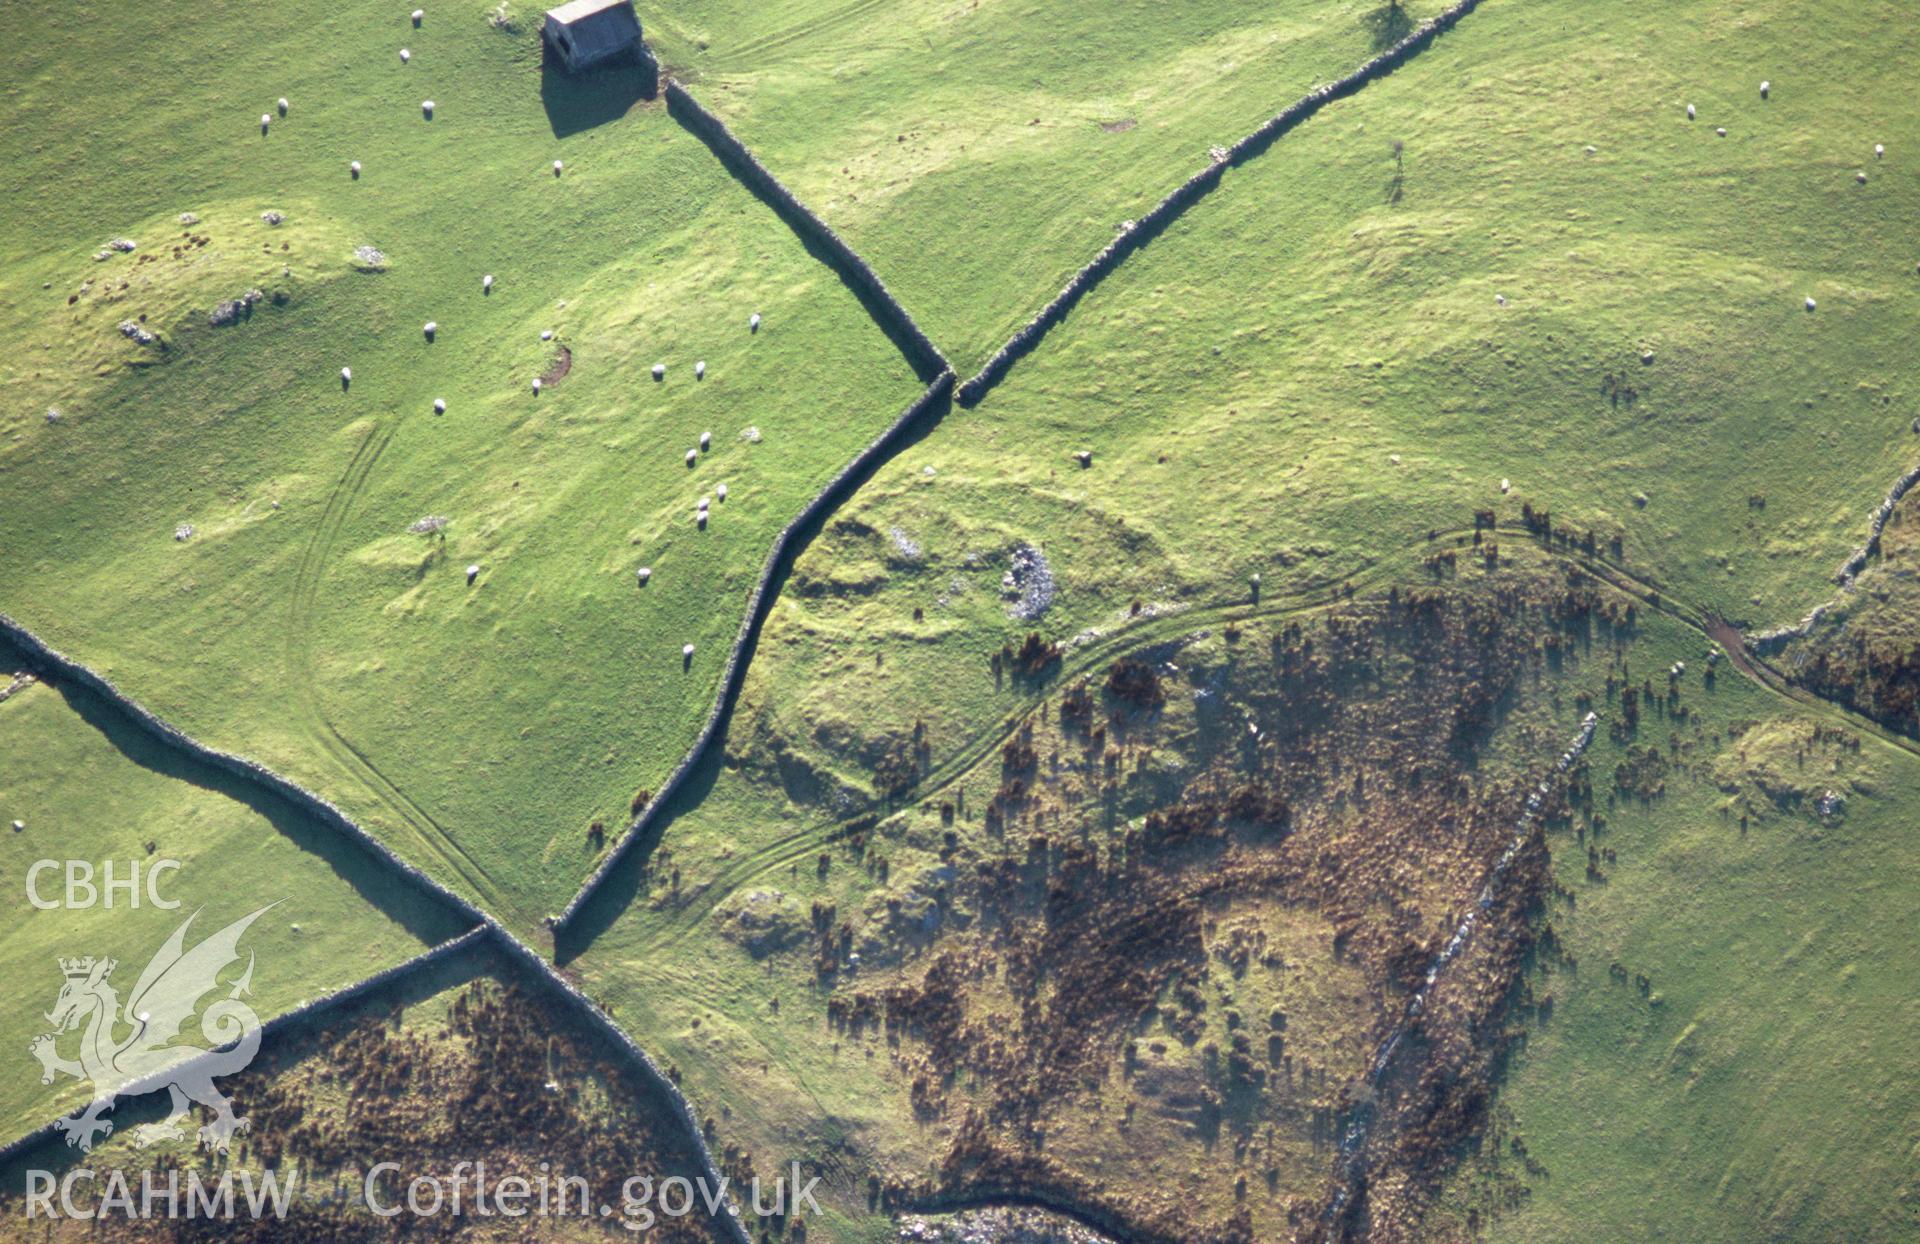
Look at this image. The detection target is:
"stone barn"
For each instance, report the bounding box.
[543,0,642,72]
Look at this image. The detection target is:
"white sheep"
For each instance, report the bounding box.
[541,329,553,341]
[341,366,353,384]
[685,448,697,465]
[1500,478,1511,494]
[1857,171,1868,184]
[716,483,728,501]
[698,496,710,511]
[683,643,696,658]
[749,312,761,332]
[1875,143,1885,159]
[1760,80,1770,98]
[421,100,435,118]
[1805,296,1817,311]
[483,273,495,291]
[652,363,665,379]
[553,159,564,176]
[1716,127,1727,137]
[466,564,480,584]
[433,398,447,414]
[260,113,273,132]
[637,566,652,584]
[696,510,708,529]
[412,8,425,25]
[699,430,711,451]
[1686,103,1695,119]
[532,377,543,394]
[350,160,362,178]
[695,360,706,379]
[400,47,411,62]
[277,97,289,116]
[423,320,438,339]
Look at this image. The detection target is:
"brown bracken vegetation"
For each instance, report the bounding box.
[825,569,1633,1241]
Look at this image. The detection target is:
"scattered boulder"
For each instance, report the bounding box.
[1003,543,1055,620]
[209,288,266,327]
[719,889,805,958]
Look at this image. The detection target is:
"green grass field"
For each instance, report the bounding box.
[642,0,1420,372]
[0,0,922,931]
[563,0,1920,1236]
[586,0,1920,842]
[0,648,445,1145]
[1448,606,1920,1243]
[3,0,1918,1237]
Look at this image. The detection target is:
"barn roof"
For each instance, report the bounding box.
[545,0,641,53]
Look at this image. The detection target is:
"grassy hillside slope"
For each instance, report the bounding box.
[642,0,1413,371]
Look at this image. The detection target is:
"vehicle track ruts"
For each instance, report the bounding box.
[615,531,1920,965]
[285,420,507,912]
[706,0,897,68]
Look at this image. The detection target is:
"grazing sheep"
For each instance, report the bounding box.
[466,564,480,584]
[260,113,272,133]
[553,159,564,176]
[695,360,706,379]
[341,366,353,387]
[350,160,362,178]
[698,496,710,511]
[541,329,553,341]
[1686,103,1695,119]
[1074,450,1092,467]
[413,8,425,25]
[696,510,708,529]
[1805,296,1817,311]
[716,483,728,501]
[1495,293,1508,306]
[1716,127,1727,137]
[637,566,652,584]
[1875,143,1885,158]
[699,430,711,451]
[1857,171,1868,183]
[652,363,665,380]
[277,97,289,116]
[1500,478,1512,494]
[685,448,697,466]
[532,377,543,394]
[433,398,447,414]
[749,312,761,332]
[1760,80,1770,98]
[423,320,438,340]
[422,100,435,118]
[683,643,695,658]
[483,273,495,292]
[400,47,411,62]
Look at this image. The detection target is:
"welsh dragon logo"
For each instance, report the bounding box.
[28,905,273,1154]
